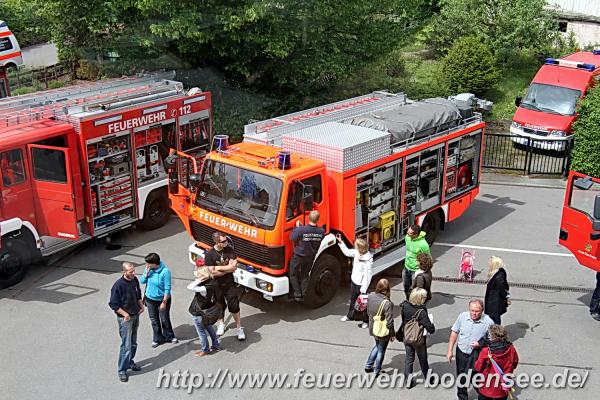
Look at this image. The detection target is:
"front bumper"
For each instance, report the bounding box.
[188,243,289,299]
[509,126,569,151]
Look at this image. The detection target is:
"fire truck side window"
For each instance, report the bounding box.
[31,148,67,183]
[1,149,26,187]
[570,178,600,218]
[286,175,322,220]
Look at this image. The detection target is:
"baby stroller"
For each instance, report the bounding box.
[459,249,474,282]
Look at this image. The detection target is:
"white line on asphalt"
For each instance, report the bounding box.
[436,242,575,257]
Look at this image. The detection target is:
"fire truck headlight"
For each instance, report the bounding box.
[256,279,273,292]
[511,121,523,129]
[191,252,198,262]
[550,130,566,137]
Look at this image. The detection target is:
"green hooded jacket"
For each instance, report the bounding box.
[405,231,430,272]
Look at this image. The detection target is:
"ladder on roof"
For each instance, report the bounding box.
[0,76,184,127]
[243,91,409,146]
[0,72,177,112]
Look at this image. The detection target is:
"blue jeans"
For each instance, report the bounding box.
[366,337,390,373]
[117,315,139,373]
[146,298,175,343]
[192,315,219,353]
[590,272,600,313]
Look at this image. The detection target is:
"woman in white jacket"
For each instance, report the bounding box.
[337,234,373,328]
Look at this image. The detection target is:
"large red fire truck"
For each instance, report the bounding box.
[559,171,600,271]
[169,91,490,307]
[0,75,212,288]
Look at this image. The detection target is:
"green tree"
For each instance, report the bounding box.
[441,37,499,96]
[0,0,51,46]
[428,0,560,65]
[570,85,600,177]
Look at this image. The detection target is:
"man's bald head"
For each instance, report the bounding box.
[122,262,136,280]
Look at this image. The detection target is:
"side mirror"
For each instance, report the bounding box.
[574,177,593,190]
[168,171,179,195]
[189,173,202,192]
[594,194,600,220]
[302,184,314,211]
[164,152,178,169]
[515,96,522,107]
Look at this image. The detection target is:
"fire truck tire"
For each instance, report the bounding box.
[422,210,442,245]
[0,238,31,289]
[304,254,341,309]
[139,190,171,231]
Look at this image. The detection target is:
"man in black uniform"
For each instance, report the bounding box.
[204,231,245,340]
[289,210,325,301]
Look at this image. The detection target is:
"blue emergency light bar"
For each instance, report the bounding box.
[545,58,596,72]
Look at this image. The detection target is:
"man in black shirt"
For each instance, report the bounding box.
[289,210,325,301]
[205,231,245,341]
[109,262,144,382]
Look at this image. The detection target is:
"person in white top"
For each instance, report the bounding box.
[337,234,373,328]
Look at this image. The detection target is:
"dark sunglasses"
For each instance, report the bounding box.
[219,238,228,244]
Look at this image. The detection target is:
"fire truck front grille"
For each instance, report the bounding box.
[189,220,285,269]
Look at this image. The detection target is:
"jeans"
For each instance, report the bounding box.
[146,298,175,343]
[117,315,139,374]
[347,281,368,322]
[403,269,415,298]
[365,337,390,374]
[192,315,219,352]
[404,340,430,377]
[456,347,470,400]
[590,272,600,314]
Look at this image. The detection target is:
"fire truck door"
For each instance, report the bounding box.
[28,144,79,240]
[560,173,600,271]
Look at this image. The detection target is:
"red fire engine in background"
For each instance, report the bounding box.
[170,91,491,307]
[0,74,212,288]
[560,171,600,272]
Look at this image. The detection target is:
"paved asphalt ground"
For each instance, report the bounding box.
[1,174,598,400]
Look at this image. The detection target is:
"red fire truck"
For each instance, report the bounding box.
[559,171,600,271]
[169,92,490,307]
[0,75,212,288]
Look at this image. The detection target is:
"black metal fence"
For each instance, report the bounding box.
[483,133,573,176]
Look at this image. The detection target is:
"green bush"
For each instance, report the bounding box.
[571,85,600,177]
[10,86,37,96]
[441,37,500,97]
[47,80,67,89]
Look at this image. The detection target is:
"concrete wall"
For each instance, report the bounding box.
[564,20,600,47]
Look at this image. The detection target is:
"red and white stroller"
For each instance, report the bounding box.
[459,249,475,282]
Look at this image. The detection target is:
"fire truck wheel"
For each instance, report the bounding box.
[304,254,341,309]
[422,210,442,245]
[139,190,171,231]
[0,238,30,289]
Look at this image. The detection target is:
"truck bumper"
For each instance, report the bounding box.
[188,243,289,300]
[509,126,568,151]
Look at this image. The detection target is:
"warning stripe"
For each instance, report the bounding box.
[0,51,22,61]
[0,31,13,38]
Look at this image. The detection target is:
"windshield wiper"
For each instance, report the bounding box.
[521,101,541,112]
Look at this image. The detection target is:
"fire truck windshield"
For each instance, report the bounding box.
[521,83,581,116]
[196,159,282,229]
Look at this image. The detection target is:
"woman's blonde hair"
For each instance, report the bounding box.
[355,238,369,255]
[488,256,505,278]
[409,288,427,306]
[375,278,390,299]
[194,266,213,281]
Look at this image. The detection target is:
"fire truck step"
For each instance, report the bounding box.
[40,234,92,257]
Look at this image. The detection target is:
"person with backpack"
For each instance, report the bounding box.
[365,279,395,375]
[187,264,223,357]
[404,224,431,300]
[484,256,510,325]
[337,234,372,328]
[412,253,433,303]
[474,325,519,400]
[396,288,435,386]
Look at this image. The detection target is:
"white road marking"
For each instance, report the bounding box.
[435,242,575,257]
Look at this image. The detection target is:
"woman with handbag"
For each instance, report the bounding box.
[337,234,372,328]
[365,279,395,375]
[485,256,511,325]
[396,288,435,386]
[475,325,519,400]
[187,265,222,357]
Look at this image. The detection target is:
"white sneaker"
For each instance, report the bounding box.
[216,322,225,336]
[340,316,349,322]
[360,322,369,329]
[237,327,246,341]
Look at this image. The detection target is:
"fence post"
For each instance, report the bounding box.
[563,137,573,177]
[526,138,534,175]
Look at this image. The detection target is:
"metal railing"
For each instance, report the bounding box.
[483,133,573,176]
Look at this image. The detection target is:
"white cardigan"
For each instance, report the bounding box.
[338,241,373,293]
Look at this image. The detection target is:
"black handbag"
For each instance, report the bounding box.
[188,294,204,316]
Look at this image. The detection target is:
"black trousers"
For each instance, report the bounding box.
[478,394,507,400]
[289,255,310,298]
[590,272,600,313]
[488,313,501,325]
[456,347,470,400]
[404,340,430,377]
[146,298,175,343]
[347,281,368,322]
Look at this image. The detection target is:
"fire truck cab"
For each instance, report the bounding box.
[559,171,600,272]
[171,92,489,308]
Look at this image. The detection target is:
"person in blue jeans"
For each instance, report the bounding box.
[140,253,178,347]
[365,279,395,375]
[187,265,221,356]
[108,262,144,382]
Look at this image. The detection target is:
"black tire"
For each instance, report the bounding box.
[422,210,442,245]
[304,254,341,309]
[0,238,31,289]
[138,190,171,230]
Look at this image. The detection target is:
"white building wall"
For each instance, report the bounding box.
[566,21,600,47]
[548,0,600,17]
